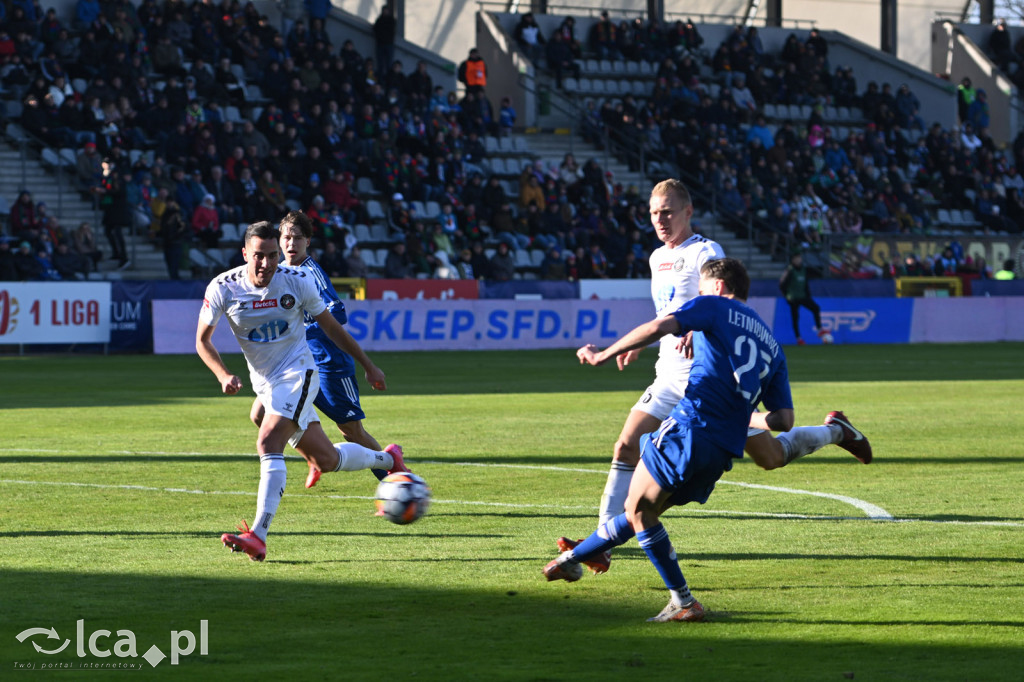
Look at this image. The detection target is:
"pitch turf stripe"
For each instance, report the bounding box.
[2,478,1022,527]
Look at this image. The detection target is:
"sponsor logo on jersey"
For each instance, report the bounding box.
[253,299,278,309]
[672,257,686,272]
[658,263,674,271]
[281,294,296,309]
[202,298,210,309]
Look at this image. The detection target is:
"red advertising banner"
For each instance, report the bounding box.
[365,279,479,300]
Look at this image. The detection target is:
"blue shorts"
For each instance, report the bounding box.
[639,417,735,508]
[313,371,366,425]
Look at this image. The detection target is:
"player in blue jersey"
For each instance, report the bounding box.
[250,210,398,489]
[544,258,795,622]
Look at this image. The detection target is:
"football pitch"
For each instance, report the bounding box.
[1,344,1022,680]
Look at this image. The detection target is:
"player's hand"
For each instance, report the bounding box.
[675,331,694,359]
[616,348,642,371]
[576,344,604,366]
[366,366,387,391]
[221,375,242,395]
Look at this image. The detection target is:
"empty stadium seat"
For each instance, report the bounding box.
[370,223,390,242]
[365,200,386,222]
[353,224,372,242]
[356,177,378,196]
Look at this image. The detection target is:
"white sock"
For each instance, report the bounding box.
[253,454,286,541]
[777,425,841,465]
[333,442,391,472]
[599,462,635,526]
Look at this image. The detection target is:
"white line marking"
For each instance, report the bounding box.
[1,477,1020,527]
[422,461,894,520]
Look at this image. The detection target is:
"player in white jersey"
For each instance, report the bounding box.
[196,221,409,562]
[556,179,872,574]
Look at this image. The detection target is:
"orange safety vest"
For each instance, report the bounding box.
[465,58,486,87]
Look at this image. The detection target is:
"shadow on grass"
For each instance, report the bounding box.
[0,569,1020,679]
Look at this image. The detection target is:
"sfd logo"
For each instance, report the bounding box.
[0,289,19,335]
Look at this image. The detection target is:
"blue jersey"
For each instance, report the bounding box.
[298,255,356,376]
[667,296,792,456]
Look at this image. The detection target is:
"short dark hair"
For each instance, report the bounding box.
[279,210,313,239]
[244,221,279,244]
[700,257,750,301]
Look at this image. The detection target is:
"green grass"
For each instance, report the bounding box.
[1,345,1023,680]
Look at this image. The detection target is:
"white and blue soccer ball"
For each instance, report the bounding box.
[820,331,835,344]
[374,472,431,525]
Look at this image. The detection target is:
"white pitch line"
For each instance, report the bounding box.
[421,460,894,520]
[2,478,1022,527]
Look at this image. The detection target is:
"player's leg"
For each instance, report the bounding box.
[557,382,677,573]
[294,423,401,475]
[745,413,872,468]
[250,397,264,427]
[601,408,663,525]
[338,419,382,451]
[221,411,297,561]
[788,300,802,341]
[312,374,390,483]
[627,440,704,621]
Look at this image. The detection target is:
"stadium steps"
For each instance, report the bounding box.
[515,134,781,280]
[0,140,175,280]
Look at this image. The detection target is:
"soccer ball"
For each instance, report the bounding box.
[820,332,834,344]
[374,472,431,525]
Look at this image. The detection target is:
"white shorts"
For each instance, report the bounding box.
[631,375,687,421]
[253,368,321,448]
[634,375,766,440]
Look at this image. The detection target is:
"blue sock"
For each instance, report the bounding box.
[568,513,634,562]
[637,523,690,596]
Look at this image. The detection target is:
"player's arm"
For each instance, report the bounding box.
[195,321,242,394]
[313,309,387,390]
[578,316,681,366]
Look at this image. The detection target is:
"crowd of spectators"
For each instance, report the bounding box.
[0,0,662,282]
[567,19,1023,279]
[0,4,1021,284]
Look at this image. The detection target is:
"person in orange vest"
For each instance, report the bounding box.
[458,47,487,96]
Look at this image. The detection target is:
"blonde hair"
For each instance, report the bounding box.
[651,179,692,208]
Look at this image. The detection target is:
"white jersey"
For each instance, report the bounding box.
[200,264,327,383]
[648,233,726,379]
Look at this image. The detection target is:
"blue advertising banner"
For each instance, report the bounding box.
[772,297,913,345]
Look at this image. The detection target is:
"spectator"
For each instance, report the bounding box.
[498,96,516,136]
[967,89,990,132]
[373,4,397,82]
[192,194,221,248]
[988,19,1015,74]
[345,245,369,278]
[489,241,516,281]
[383,241,412,278]
[513,12,545,62]
[546,31,580,89]
[13,240,42,280]
[0,239,16,280]
[589,11,619,60]
[317,241,347,277]
[458,48,487,96]
[994,259,1015,280]
[957,77,976,124]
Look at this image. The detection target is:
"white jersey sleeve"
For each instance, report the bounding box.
[647,234,726,380]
